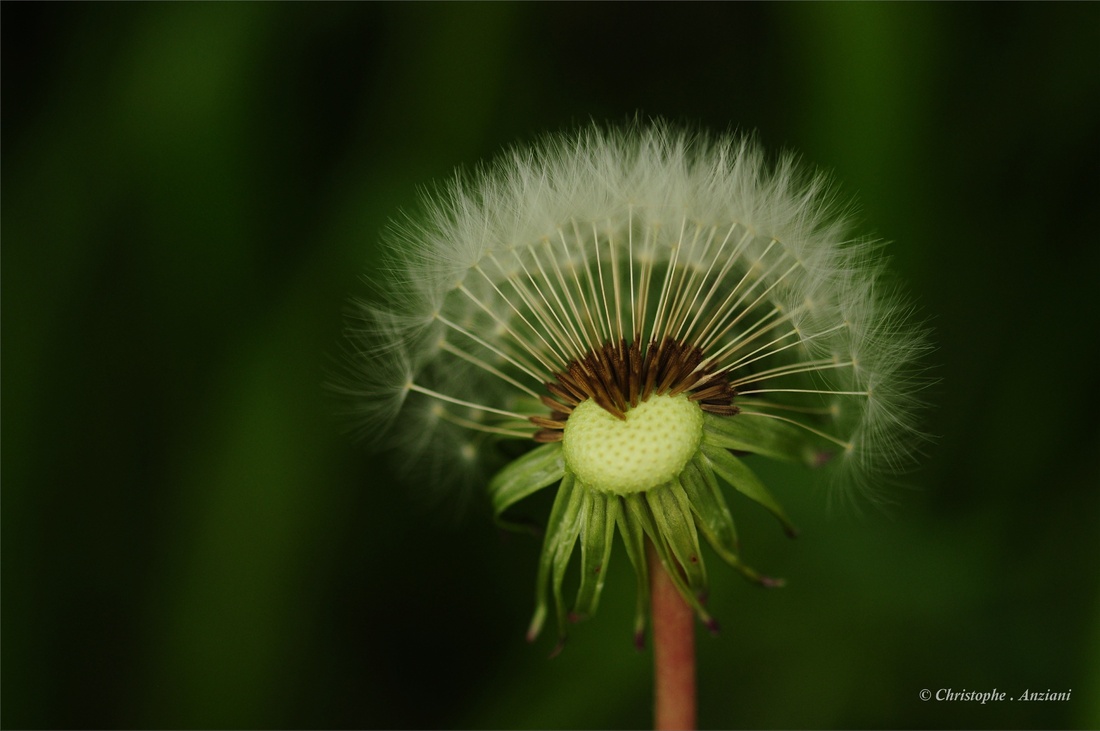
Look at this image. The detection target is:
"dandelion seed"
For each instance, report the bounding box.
[341,122,928,649]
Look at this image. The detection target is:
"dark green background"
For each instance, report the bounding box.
[4,3,1099,729]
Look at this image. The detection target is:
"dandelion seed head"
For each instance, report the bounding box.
[346,122,925,493]
[342,120,930,639]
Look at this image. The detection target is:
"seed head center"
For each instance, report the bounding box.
[562,394,704,495]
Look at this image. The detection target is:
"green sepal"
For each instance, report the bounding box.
[702,443,799,538]
[680,453,740,564]
[624,492,708,619]
[573,490,619,620]
[646,481,708,595]
[550,477,587,647]
[622,493,714,626]
[685,452,781,585]
[703,411,826,466]
[489,443,565,533]
[526,471,575,643]
[615,496,650,648]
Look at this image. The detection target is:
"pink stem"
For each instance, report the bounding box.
[648,542,696,731]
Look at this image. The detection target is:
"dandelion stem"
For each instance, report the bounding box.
[648,542,696,731]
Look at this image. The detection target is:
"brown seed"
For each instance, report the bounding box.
[532,336,738,439]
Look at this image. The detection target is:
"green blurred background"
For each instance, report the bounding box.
[4,3,1099,729]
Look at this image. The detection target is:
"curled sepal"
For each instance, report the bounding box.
[615,498,650,649]
[550,478,587,651]
[683,452,785,587]
[489,443,565,533]
[573,488,619,621]
[702,443,799,538]
[646,481,708,595]
[680,454,740,564]
[703,411,829,467]
[526,471,576,644]
[623,492,717,631]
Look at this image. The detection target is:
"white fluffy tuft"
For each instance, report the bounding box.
[343,121,930,500]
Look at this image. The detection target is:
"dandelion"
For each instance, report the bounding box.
[342,122,926,670]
